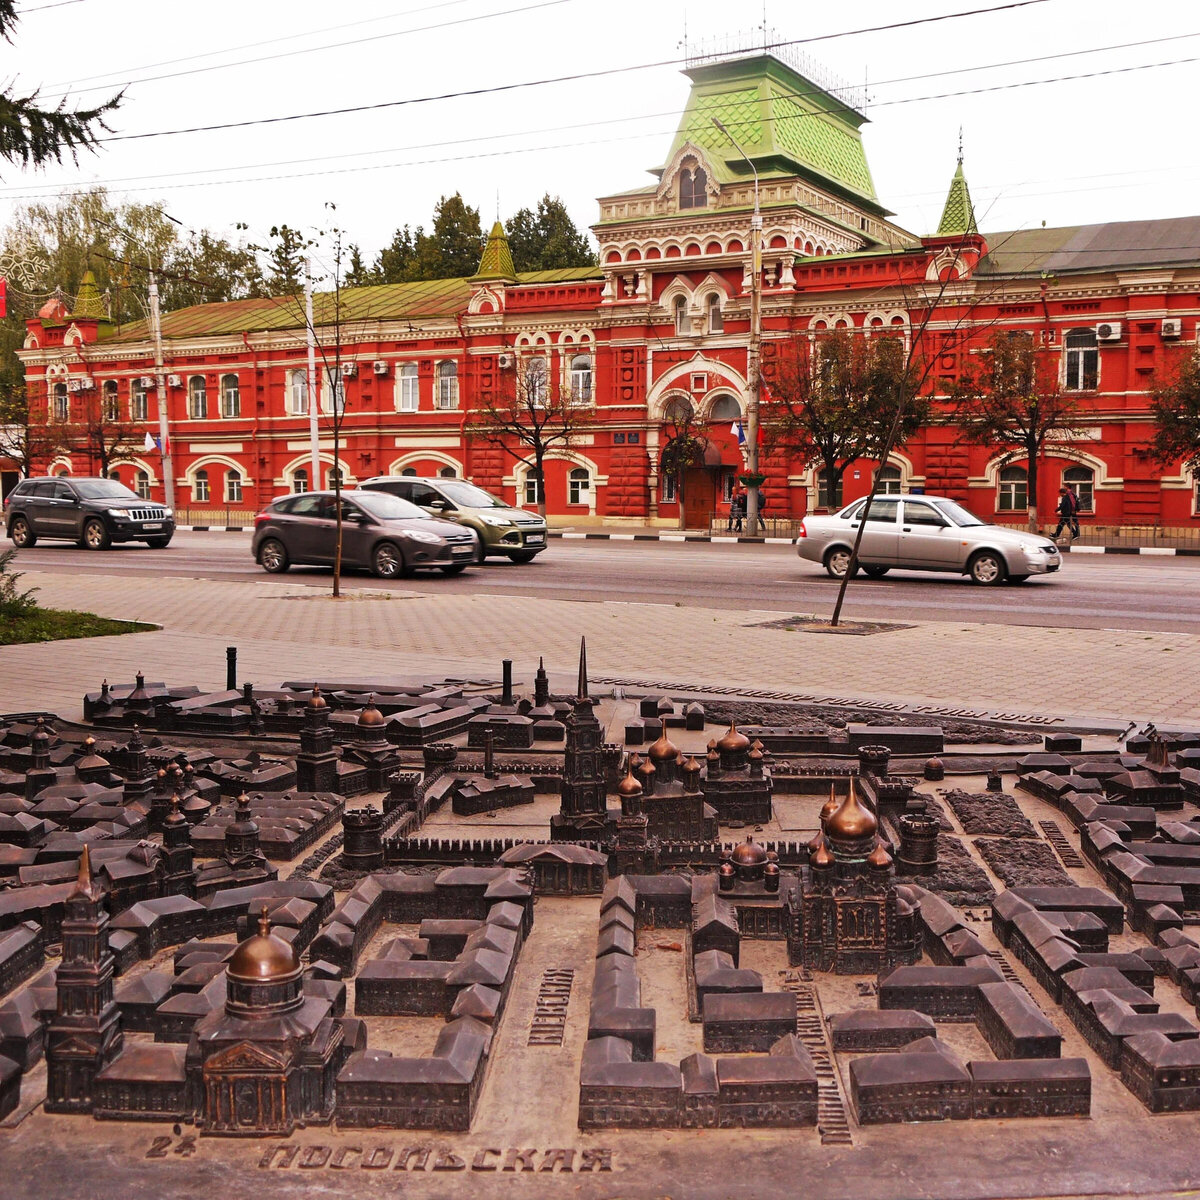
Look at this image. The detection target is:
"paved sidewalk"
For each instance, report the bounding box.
[4,568,1199,728]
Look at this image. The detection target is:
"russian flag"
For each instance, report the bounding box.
[732,422,746,446]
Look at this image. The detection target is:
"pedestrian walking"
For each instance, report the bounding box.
[1053,485,1079,540]
[728,487,746,532]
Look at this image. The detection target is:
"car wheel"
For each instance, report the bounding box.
[83,519,111,551]
[259,538,290,573]
[372,541,408,579]
[440,563,468,575]
[9,516,35,548]
[968,551,1006,586]
[145,536,172,549]
[507,549,539,564]
[824,547,857,579]
[863,565,890,579]
[1007,574,1030,584]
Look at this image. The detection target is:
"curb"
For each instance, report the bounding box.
[175,526,1200,555]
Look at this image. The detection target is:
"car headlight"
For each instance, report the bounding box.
[477,513,513,527]
[403,529,443,544]
[108,508,131,518]
[163,508,173,518]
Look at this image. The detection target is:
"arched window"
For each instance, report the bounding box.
[568,467,590,506]
[291,467,308,494]
[707,293,723,334]
[328,467,344,490]
[708,394,740,423]
[52,382,69,423]
[680,165,708,209]
[397,362,418,412]
[130,379,149,422]
[663,396,694,427]
[569,353,593,402]
[188,375,207,420]
[324,368,346,416]
[524,473,544,505]
[436,361,458,409]
[673,296,690,335]
[1064,328,1098,391]
[135,469,151,500]
[874,464,903,495]
[817,469,842,511]
[525,357,548,407]
[224,469,243,503]
[287,370,307,416]
[102,380,120,422]
[401,467,417,477]
[998,466,1028,511]
[1063,465,1094,512]
[193,469,210,503]
[220,374,240,418]
[439,466,457,478]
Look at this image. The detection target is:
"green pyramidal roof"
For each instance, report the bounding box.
[472,220,516,281]
[70,269,108,321]
[936,159,978,237]
[659,54,881,210]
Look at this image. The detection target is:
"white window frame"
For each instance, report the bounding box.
[323,367,346,416]
[224,470,243,503]
[436,361,459,409]
[220,374,240,419]
[817,469,842,511]
[707,293,723,334]
[52,383,69,423]
[661,473,678,504]
[291,468,309,494]
[569,353,593,403]
[874,464,903,495]
[568,467,590,506]
[1063,465,1094,513]
[1064,328,1098,392]
[524,473,544,505]
[673,296,690,335]
[998,466,1028,512]
[134,469,151,500]
[526,357,548,408]
[396,363,419,412]
[193,470,210,503]
[102,381,120,423]
[130,380,149,422]
[187,375,207,420]
[287,369,308,416]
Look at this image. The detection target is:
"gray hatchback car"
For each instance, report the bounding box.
[251,489,478,578]
[796,493,1062,585]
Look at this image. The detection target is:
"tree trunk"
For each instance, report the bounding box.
[534,450,547,519]
[332,422,342,598]
[1027,443,1040,534]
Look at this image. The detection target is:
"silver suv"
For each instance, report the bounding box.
[796,493,1062,585]
[360,476,547,563]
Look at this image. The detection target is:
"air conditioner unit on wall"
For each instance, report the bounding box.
[167,373,182,387]
[138,375,156,388]
[1096,320,1122,343]
[373,361,390,377]
[340,362,358,378]
[1161,318,1184,340]
[67,376,93,392]
[497,353,514,369]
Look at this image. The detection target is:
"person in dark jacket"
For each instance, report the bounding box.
[728,487,746,532]
[1053,485,1079,540]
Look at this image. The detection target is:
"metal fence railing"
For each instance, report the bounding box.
[174,506,257,528]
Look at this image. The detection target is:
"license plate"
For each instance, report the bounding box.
[524,533,545,545]
[143,522,162,530]
[451,546,473,557]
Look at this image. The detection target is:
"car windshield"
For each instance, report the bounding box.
[353,491,429,521]
[434,480,507,509]
[73,480,141,501]
[932,499,986,527]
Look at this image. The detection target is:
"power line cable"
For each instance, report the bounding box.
[97,0,1057,143]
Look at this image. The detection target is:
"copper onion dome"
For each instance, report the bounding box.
[810,839,834,868]
[820,784,840,825]
[826,779,878,841]
[357,695,386,727]
[617,768,644,798]
[867,839,893,869]
[716,723,751,754]
[228,906,300,982]
[647,731,680,763]
[729,836,769,867]
[307,685,328,710]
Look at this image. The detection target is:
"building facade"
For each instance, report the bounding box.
[16,48,1200,527]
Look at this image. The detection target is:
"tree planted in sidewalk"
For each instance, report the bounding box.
[465,351,596,520]
[1148,349,1200,471]
[658,396,710,531]
[950,330,1084,532]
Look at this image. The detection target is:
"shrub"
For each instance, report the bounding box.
[0,547,39,619]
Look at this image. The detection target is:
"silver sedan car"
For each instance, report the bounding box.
[796,493,1062,585]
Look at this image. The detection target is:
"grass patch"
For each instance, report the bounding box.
[0,608,157,645]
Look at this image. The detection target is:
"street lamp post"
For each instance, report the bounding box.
[713,117,762,536]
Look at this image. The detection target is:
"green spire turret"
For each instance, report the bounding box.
[935,155,978,238]
[472,220,516,281]
[70,269,108,321]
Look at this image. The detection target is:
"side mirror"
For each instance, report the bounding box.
[343,510,366,524]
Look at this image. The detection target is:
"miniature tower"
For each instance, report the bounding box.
[121,724,155,806]
[296,686,338,792]
[44,847,124,1112]
[162,795,196,896]
[224,794,263,865]
[552,638,610,840]
[24,717,57,801]
[534,657,550,708]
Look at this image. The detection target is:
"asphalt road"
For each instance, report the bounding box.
[9,529,1196,634]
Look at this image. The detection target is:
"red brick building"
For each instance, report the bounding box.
[17,49,1200,528]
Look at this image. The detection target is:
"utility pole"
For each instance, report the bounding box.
[147,268,174,511]
[714,117,762,535]
[305,260,319,485]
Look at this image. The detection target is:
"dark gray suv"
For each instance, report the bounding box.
[4,476,174,550]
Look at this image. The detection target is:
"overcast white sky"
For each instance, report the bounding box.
[3,0,1198,261]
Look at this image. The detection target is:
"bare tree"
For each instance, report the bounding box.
[657,396,710,531]
[0,381,63,473]
[1148,347,1200,471]
[466,351,596,519]
[951,330,1084,533]
[75,387,140,477]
